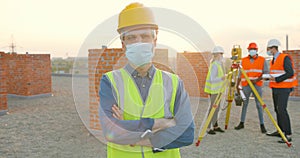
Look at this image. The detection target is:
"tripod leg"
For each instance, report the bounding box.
[240,67,292,147]
[224,69,238,129]
[195,104,218,146]
[225,102,233,130]
[196,81,228,147]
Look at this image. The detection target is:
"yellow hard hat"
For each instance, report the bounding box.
[117,2,158,33]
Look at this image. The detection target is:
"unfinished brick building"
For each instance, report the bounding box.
[0,52,52,116]
[88,48,300,131]
[0,52,8,115]
[88,48,210,130]
[283,50,300,97]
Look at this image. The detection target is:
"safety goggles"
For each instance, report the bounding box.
[121,29,156,43]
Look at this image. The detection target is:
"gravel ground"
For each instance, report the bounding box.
[0,76,299,158]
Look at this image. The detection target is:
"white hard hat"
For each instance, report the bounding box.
[267,39,281,47]
[212,46,224,54]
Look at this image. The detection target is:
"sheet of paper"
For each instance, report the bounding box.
[271,73,284,77]
[262,74,271,79]
[262,73,284,79]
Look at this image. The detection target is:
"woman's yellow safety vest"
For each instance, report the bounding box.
[106,68,181,158]
[204,61,225,94]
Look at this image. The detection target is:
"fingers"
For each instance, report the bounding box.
[166,119,176,128]
[112,113,118,119]
[270,76,275,81]
[112,104,123,120]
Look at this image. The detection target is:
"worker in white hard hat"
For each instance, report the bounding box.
[265,39,298,143]
[98,3,194,158]
[204,46,226,134]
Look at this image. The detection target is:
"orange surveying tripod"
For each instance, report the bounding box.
[195,45,292,147]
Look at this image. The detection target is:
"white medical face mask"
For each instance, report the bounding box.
[249,50,257,57]
[125,42,154,66]
[219,53,224,62]
[267,50,272,56]
[220,55,224,61]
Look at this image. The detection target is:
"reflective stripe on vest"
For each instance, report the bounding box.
[106,68,180,158]
[269,53,298,88]
[244,69,263,73]
[204,61,225,94]
[241,56,264,87]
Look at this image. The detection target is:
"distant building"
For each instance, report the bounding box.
[51,57,88,74]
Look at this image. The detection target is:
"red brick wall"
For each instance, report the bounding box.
[88,48,125,130]
[176,52,210,98]
[5,54,51,96]
[283,50,300,97]
[0,52,8,114]
[27,55,52,95]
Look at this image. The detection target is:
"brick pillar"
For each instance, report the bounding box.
[176,52,210,98]
[153,48,174,72]
[283,50,300,97]
[88,48,125,130]
[0,52,8,115]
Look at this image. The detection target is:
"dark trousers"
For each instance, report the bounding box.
[272,88,292,135]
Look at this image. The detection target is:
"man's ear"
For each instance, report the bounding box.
[153,38,157,47]
[121,41,126,51]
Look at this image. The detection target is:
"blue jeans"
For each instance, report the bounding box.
[240,85,264,124]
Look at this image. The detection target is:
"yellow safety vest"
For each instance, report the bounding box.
[204,61,225,94]
[106,68,180,158]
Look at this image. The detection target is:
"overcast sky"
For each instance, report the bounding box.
[1,0,299,58]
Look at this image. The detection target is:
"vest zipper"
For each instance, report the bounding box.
[124,68,157,156]
[141,146,145,158]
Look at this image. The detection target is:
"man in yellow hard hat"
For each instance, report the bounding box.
[98,2,194,158]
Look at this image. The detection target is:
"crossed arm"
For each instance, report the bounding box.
[111,104,176,146]
[99,75,194,149]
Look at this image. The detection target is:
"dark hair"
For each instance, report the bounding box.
[268,46,278,51]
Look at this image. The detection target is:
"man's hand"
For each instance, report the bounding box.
[269,76,275,82]
[112,104,123,120]
[252,76,263,84]
[250,79,257,84]
[152,118,176,133]
[134,138,153,147]
[236,85,241,95]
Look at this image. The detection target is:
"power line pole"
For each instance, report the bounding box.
[9,35,16,53]
[286,34,289,51]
